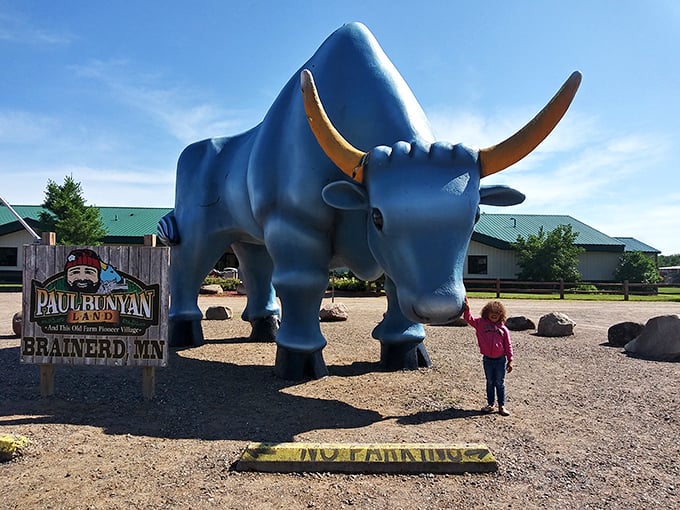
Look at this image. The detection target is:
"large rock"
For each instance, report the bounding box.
[205,306,232,320]
[12,312,22,337]
[199,284,224,295]
[319,302,349,322]
[624,315,680,361]
[608,321,644,347]
[537,312,575,337]
[506,316,535,331]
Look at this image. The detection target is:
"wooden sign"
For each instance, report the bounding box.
[21,244,169,369]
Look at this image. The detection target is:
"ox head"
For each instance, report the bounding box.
[301,69,581,324]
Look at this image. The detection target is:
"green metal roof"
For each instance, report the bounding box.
[472,214,626,252]
[1,206,659,254]
[98,207,172,237]
[0,205,43,225]
[0,204,172,241]
[0,206,44,236]
[613,237,660,254]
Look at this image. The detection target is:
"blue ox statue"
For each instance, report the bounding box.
[158,22,581,380]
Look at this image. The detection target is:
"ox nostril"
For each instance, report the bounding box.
[411,305,430,323]
[410,300,464,325]
[428,313,461,326]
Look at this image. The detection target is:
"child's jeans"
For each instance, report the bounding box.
[483,355,507,406]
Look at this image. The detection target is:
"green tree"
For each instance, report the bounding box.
[658,254,680,267]
[613,251,662,283]
[512,224,585,281]
[39,176,107,245]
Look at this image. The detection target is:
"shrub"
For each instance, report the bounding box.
[330,276,367,291]
[614,251,662,284]
[512,224,584,282]
[203,276,241,291]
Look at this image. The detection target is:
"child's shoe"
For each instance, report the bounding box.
[499,405,510,416]
[481,405,494,413]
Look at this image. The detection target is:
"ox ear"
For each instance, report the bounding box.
[322,181,369,210]
[479,185,526,206]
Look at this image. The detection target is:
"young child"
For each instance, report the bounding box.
[463,297,514,416]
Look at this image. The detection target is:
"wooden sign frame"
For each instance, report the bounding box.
[20,234,169,399]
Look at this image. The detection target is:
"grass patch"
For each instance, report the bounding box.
[466,289,680,302]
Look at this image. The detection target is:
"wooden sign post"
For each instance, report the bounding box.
[21,234,169,400]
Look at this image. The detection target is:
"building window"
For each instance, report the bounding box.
[0,247,18,267]
[468,255,488,275]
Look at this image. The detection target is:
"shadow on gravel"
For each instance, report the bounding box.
[0,345,384,442]
[329,361,381,378]
[395,408,484,425]
[201,336,263,345]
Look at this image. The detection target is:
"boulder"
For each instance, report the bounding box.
[199,284,224,295]
[506,316,536,331]
[624,315,680,361]
[537,312,575,337]
[12,312,22,337]
[205,306,232,320]
[607,321,644,347]
[319,302,349,322]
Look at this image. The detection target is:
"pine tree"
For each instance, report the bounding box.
[39,176,107,245]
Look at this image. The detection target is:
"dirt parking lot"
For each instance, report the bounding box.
[1,292,679,509]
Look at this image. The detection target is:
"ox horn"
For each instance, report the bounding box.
[300,69,367,183]
[479,71,582,177]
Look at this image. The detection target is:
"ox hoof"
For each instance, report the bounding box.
[274,347,328,381]
[380,341,432,371]
[169,319,205,348]
[249,316,280,342]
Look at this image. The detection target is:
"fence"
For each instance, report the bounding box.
[464,279,669,301]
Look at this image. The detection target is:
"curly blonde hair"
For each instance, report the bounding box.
[480,300,507,323]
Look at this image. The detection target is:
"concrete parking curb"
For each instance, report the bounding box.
[236,442,497,474]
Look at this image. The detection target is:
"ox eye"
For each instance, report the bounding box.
[371,208,384,230]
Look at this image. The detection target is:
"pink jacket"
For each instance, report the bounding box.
[463,307,513,362]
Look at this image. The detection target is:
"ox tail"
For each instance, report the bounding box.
[157,211,180,246]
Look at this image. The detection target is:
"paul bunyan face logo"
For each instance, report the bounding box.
[29,249,161,336]
[63,249,127,294]
[66,263,100,292]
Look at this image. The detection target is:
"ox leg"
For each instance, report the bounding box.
[231,242,281,342]
[372,276,431,370]
[272,274,329,380]
[266,224,330,381]
[168,233,230,348]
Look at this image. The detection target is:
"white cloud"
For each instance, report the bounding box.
[574,198,680,255]
[71,60,255,143]
[0,12,73,45]
[0,111,60,143]
[1,163,176,208]
[428,106,597,167]
[69,165,176,207]
[430,103,680,253]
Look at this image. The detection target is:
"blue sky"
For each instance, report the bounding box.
[1,1,679,254]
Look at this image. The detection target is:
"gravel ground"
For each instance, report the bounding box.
[1,292,679,509]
